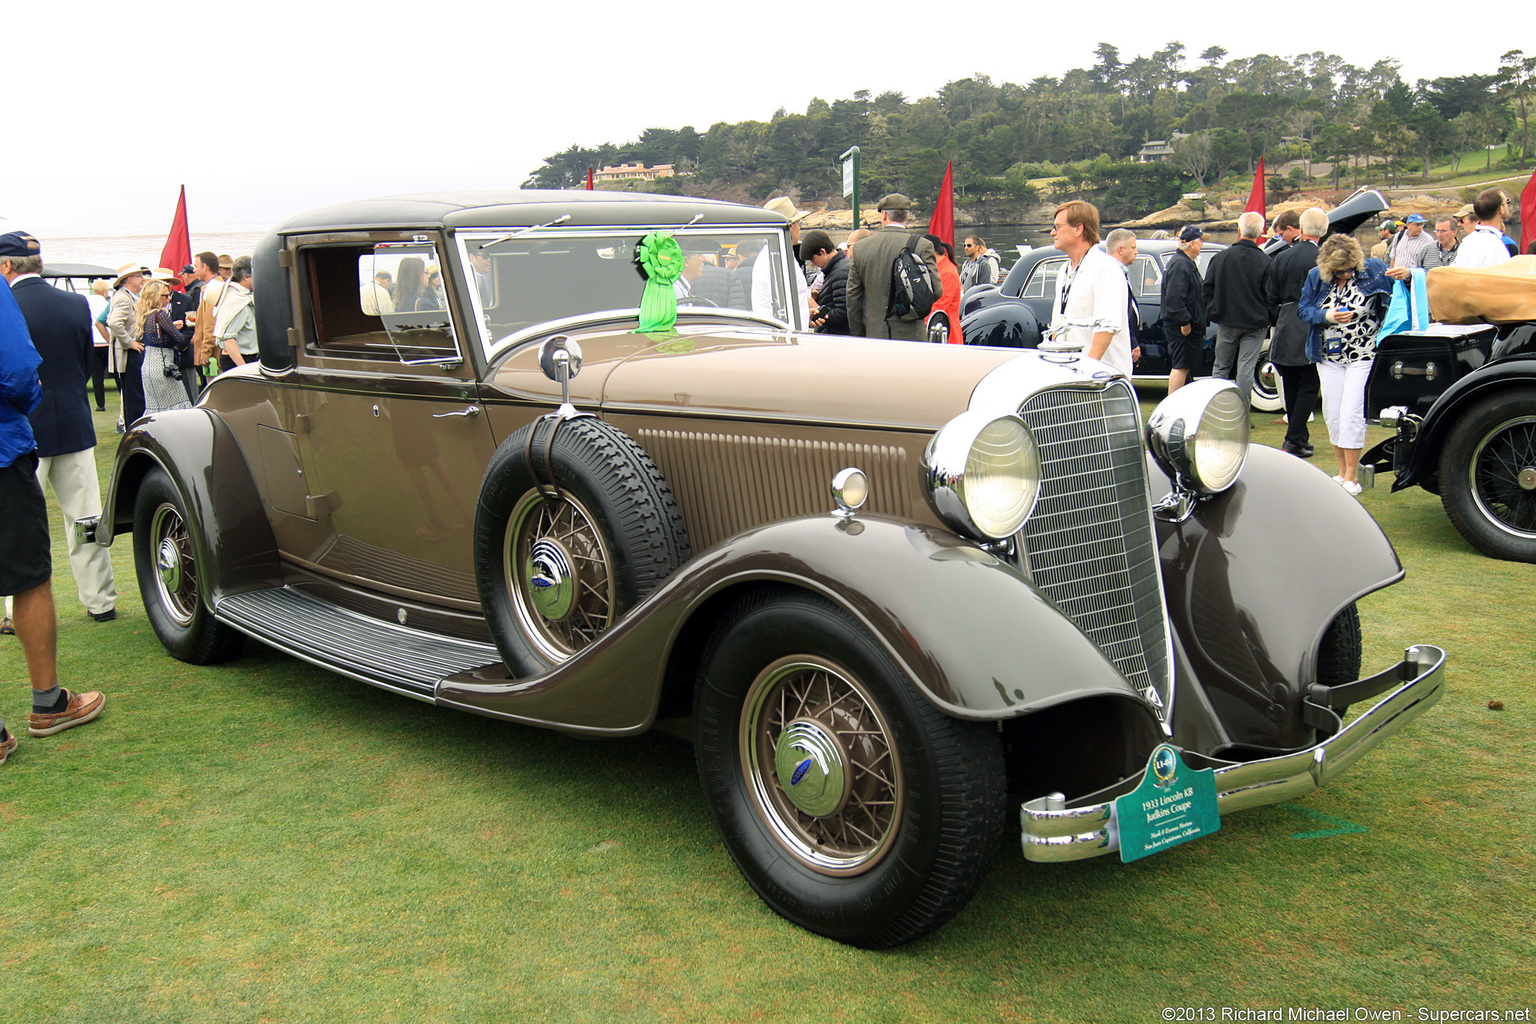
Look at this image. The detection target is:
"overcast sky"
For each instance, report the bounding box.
[3,0,1517,238]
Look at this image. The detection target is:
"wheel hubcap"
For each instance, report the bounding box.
[774,718,850,817]
[157,537,183,593]
[742,656,902,875]
[525,538,577,621]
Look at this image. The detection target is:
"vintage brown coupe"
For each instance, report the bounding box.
[87,191,1444,947]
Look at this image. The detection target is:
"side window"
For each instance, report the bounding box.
[1133,256,1162,299]
[300,242,459,363]
[1020,258,1066,300]
[1196,248,1220,276]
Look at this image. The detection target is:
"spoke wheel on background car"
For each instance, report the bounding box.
[475,416,690,675]
[1250,340,1284,413]
[1437,388,1536,563]
[132,467,244,664]
[694,589,1007,949]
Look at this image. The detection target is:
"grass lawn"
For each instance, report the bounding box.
[1,399,1532,1022]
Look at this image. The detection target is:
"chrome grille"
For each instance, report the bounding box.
[1017,381,1171,715]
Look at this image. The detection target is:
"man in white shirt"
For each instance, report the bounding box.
[1048,200,1131,375]
[1455,189,1514,269]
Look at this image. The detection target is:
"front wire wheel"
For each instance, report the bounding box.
[741,656,902,874]
[696,590,1006,948]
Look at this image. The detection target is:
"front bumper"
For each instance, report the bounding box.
[1020,645,1446,862]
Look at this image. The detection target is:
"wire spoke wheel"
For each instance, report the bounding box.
[505,487,615,661]
[1470,414,1536,538]
[150,502,198,627]
[741,656,903,875]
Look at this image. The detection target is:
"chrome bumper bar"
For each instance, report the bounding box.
[1020,645,1446,862]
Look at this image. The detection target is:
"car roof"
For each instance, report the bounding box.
[1016,239,1225,265]
[272,189,787,235]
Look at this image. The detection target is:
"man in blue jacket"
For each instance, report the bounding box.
[0,241,108,765]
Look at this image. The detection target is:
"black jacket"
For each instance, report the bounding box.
[1267,238,1319,306]
[813,252,850,334]
[1203,239,1274,330]
[10,277,96,457]
[1160,248,1206,334]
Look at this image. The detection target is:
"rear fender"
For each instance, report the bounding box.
[100,409,280,604]
[436,515,1158,734]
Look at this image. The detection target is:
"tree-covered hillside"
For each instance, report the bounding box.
[522,44,1533,215]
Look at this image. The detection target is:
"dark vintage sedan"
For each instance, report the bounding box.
[959,239,1293,411]
[87,190,1443,948]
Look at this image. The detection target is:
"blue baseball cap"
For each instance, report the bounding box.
[1404,214,1426,224]
[0,230,41,258]
[1178,225,1204,242]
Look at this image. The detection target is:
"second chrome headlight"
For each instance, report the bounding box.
[1146,378,1250,495]
[923,412,1042,540]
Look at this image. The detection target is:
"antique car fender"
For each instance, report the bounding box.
[1149,445,1404,751]
[97,408,281,603]
[1380,355,1536,491]
[436,514,1157,734]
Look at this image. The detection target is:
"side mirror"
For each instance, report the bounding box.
[538,335,585,418]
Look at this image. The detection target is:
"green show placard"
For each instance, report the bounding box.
[1115,744,1220,863]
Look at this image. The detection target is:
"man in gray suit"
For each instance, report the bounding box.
[846,193,942,341]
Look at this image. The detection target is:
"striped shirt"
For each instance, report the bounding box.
[1391,230,1435,270]
[1419,242,1458,269]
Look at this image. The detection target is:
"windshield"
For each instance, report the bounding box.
[456,228,795,357]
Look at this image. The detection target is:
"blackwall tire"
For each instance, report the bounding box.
[132,467,244,664]
[1314,604,1362,739]
[1437,388,1536,564]
[694,590,1007,948]
[474,416,689,675]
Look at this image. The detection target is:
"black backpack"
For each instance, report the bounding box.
[887,234,937,322]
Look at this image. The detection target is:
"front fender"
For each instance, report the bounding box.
[1391,356,1536,490]
[100,409,280,603]
[436,515,1156,734]
[1151,445,1403,749]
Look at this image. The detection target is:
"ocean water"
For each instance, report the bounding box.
[37,229,268,271]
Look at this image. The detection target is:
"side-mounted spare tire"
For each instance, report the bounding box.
[474,416,690,676]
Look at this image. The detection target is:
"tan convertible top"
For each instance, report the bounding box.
[1427,256,1536,324]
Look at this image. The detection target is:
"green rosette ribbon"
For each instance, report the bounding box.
[635,231,683,332]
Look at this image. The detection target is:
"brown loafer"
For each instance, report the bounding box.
[28,689,106,738]
[0,729,16,765]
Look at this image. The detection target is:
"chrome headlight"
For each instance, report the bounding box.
[923,412,1042,540]
[1146,378,1250,495]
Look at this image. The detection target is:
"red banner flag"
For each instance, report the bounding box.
[159,185,191,292]
[587,167,594,191]
[1244,157,1266,219]
[929,161,955,249]
[1521,165,1536,256]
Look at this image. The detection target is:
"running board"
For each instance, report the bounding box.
[215,588,503,701]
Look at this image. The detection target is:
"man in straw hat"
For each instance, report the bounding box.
[106,261,152,428]
[0,246,108,766]
[757,196,813,325]
[846,193,943,342]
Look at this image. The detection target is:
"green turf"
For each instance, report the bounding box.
[1,399,1531,1022]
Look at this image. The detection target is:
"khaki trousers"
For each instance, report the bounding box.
[3,448,117,619]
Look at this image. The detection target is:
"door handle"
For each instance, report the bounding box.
[432,405,481,418]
